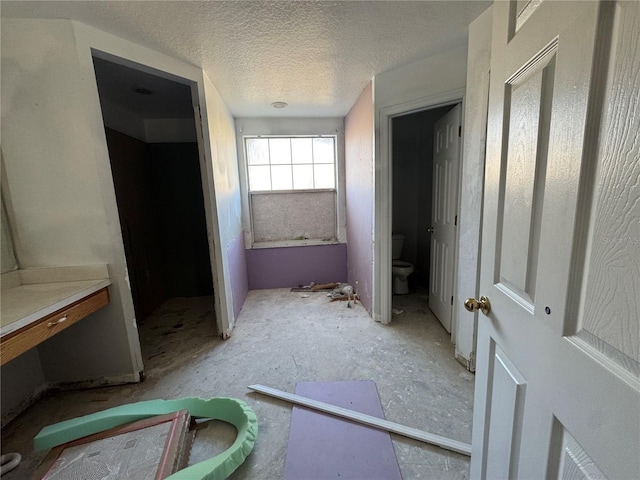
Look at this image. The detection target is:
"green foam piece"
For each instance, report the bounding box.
[33,397,258,480]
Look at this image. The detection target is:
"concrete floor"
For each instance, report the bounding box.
[1,288,475,479]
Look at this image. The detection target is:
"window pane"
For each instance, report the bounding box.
[291,138,313,164]
[269,138,292,164]
[248,165,271,191]
[314,164,335,189]
[293,165,314,190]
[271,165,293,190]
[313,138,334,164]
[246,138,269,165]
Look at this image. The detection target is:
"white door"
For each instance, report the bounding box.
[429,104,461,332]
[470,1,640,479]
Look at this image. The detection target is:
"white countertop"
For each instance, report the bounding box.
[1,265,111,337]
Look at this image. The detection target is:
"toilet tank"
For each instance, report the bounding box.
[392,234,405,259]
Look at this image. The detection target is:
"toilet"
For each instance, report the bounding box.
[392,234,414,294]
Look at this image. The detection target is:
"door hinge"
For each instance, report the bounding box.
[458,125,462,137]
[455,215,458,226]
[451,296,454,305]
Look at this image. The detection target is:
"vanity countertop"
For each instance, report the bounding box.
[1,279,112,336]
[1,265,112,337]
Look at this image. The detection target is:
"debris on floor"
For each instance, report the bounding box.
[392,309,404,315]
[327,284,359,307]
[32,398,258,480]
[34,410,194,479]
[291,282,340,292]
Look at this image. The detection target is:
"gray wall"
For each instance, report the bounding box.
[392,105,454,284]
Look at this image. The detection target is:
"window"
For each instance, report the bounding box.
[237,119,345,248]
[245,136,336,191]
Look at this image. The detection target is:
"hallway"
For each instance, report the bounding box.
[2,289,474,479]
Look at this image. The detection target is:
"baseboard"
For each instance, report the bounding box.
[455,352,471,370]
[50,372,140,392]
[1,372,140,429]
[1,382,49,428]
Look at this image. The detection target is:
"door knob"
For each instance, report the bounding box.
[464,296,491,315]
[427,227,434,234]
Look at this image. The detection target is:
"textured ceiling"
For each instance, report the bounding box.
[2,1,491,117]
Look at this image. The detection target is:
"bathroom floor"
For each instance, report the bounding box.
[1,289,475,479]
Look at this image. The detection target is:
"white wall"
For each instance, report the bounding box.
[455,7,493,370]
[2,20,117,268]
[373,46,468,324]
[0,349,46,426]
[375,46,468,111]
[1,19,140,392]
[344,83,375,313]
[201,73,245,334]
[0,19,142,420]
[0,17,242,417]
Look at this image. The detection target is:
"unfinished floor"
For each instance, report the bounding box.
[1,288,475,479]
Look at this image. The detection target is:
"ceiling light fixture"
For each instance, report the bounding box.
[271,101,288,109]
[133,85,154,95]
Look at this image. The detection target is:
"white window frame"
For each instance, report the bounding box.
[236,118,346,249]
[244,135,337,192]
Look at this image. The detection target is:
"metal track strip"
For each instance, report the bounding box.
[248,384,472,456]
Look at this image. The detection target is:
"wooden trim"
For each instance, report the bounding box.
[1,287,110,366]
[248,384,472,456]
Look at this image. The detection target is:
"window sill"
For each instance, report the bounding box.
[250,239,340,249]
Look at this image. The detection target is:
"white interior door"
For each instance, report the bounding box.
[429,104,461,332]
[470,1,640,478]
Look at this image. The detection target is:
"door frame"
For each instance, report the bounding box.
[374,87,464,336]
[72,24,231,376]
[92,50,225,334]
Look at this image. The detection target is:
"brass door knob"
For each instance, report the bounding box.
[464,296,491,315]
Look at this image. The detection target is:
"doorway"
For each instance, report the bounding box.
[391,103,460,334]
[92,56,215,348]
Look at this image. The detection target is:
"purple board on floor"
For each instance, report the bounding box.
[284,380,402,480]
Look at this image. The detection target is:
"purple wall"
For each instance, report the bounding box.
[246,244,347,289]
[228,232,249,318]
[345,83,374,314]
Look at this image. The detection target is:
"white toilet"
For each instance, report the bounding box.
[392,233,414,294]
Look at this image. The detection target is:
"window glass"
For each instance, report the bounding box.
[248,165,271,191]
[271,165,293,190]
[314,164,335,189]
[245,136,335,191]
[269,138,292,165]
[291,138,313,164]
[313,138,334,164]
[293,164,314,189]
[246,139,269,165]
